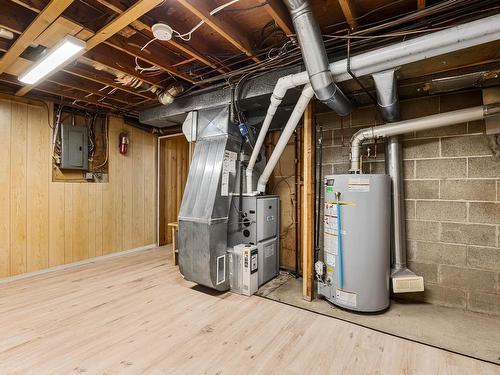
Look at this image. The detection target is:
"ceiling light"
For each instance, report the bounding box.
[19,36,86,85]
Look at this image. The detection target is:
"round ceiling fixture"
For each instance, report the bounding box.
[152,23,173,41]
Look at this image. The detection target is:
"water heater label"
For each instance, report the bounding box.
[324,234,338,255]
[325,252,335,267]
[348,177,370,192]
[336,289,357,307]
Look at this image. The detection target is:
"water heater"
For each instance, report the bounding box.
[317,174,391,312]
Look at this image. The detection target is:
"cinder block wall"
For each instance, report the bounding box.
[316,90,500,315]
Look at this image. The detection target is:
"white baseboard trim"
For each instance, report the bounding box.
[0,244,157,285]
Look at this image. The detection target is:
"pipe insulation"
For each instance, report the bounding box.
[350,103,500,172]
[256,84,314,193]
[244,13,500,193]
[284,0,353,116]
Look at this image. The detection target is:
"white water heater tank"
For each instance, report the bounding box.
[318,174,391,312]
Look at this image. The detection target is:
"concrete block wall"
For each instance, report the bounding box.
[316,90,500,315]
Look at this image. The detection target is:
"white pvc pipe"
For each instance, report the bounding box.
[246,13,500,191]
[350,105,500,172]
[256,84,314,193]
[246,74,308,193]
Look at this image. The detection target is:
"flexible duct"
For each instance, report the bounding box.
[284,0,353,116]
[350,104,500,172]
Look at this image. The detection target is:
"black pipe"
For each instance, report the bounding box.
[294,130,300,278]
[346,35,378,106]
[314,126,323,266]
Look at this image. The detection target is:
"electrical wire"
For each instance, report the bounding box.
[93,113,109,170]
[221,1,269,13]
[134,37,163,74]
[172,0,241,41]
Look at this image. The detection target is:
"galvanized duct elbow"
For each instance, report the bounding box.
[284,0,353,116]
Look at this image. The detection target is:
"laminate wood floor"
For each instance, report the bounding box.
[0,246,497,374]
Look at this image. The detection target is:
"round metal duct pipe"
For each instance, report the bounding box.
[284,0,353,116]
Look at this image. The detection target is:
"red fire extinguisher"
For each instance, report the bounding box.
[119,132,129,155]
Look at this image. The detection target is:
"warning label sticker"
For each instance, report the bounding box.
[336,289,357,307]
[348,177,370,192]
[325,252,336,267]
[324,233,338,255]
[221,150,237,196]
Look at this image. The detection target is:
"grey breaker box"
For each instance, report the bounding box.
[60,124,89,170]
[317,174,391,312]
[228,195,280,286]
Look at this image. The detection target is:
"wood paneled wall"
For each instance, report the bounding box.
[0,97,157,278]
[158,135,189,245]
[266,129,302,273]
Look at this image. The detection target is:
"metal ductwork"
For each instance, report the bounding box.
[372,69,399,122]
[178,107,242,291]
[372,69,415,287]
[284,0,353,116]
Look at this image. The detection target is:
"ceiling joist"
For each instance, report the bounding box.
[93,0,226,73]
[0,0,73,74]
[176,0,260,63]
[337,0,357,31]
[258,0,294,36]
[16,0,165,97]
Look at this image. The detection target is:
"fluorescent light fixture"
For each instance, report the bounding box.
[19,36,86,85]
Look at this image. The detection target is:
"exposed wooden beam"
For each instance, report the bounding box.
[93,0,225,73]
[0,73,118,110]
[0,21,159,102]
[0,0,73,74]
[12,0,203,82]
[417,0,426,10]
[16,0,164,97]
[63,65,155,100]
[1,37,157,102]
[258,0,294,36]
[302,100,315,301]
[176,0,260,63]
[338,0,357,31]
[102,38,197,84]
[85,0,163,50]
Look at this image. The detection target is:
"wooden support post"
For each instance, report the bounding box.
[302,100,315,301]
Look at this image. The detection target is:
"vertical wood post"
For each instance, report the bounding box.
[302,100,315,301]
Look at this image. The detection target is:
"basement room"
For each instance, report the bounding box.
[0,0,499,373]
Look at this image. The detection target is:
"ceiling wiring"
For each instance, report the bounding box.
[172,0,241,41]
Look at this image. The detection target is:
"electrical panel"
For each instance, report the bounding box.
[60,124,89,170]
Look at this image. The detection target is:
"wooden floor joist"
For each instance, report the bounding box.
[259,0,294,36]
[15,0,166,97]
[338,0,357,31]
[93,0,226,74]
[0,0,73,74]
[177,0,260,63]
